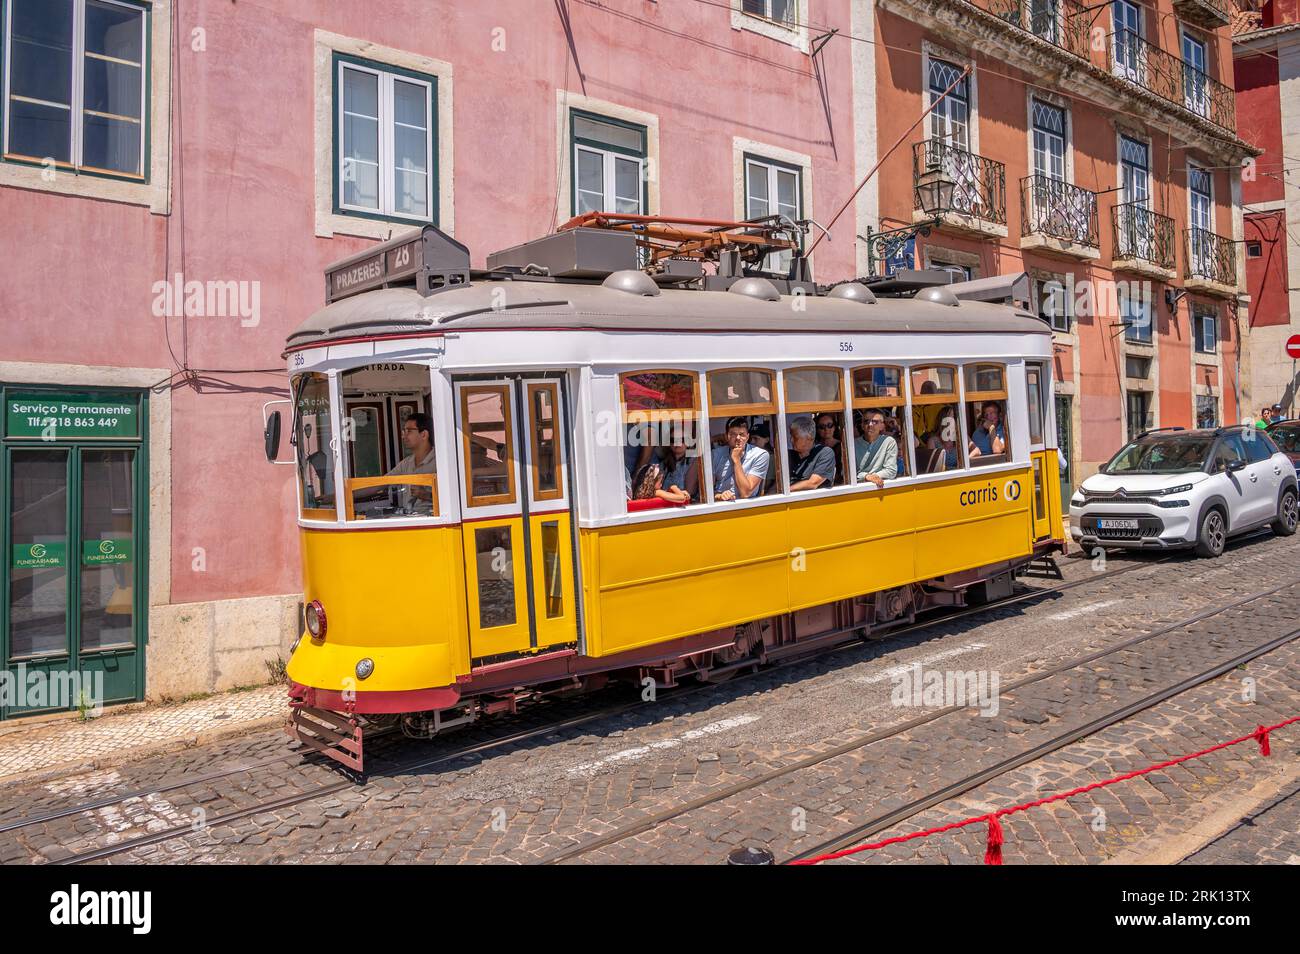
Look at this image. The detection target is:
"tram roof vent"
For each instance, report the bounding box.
[602,270,661,297]
[827,282,877,304]
[914,285,961,307]
[728,277,781,302]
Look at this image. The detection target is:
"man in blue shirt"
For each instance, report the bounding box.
[711,417,769,500]
[969,402,1007,459]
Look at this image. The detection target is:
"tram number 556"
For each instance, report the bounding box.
[839,341,854,353]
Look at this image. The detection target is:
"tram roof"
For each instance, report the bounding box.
[286,280,1051,350]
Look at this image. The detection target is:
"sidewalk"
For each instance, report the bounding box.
[0,685,286,785]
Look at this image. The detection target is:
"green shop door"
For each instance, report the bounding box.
[2,390,147,719]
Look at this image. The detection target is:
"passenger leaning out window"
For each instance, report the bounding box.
[712,416,769,500]
[788,416,837,491]
[855,410,898,488]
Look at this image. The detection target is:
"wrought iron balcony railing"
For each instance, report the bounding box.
[912,139,1006,225]
[1185,227,1237,287]
[1112,202,1175,272]
[1108,29,1235,130]
[1021,174,1099,249]
[975,0,1091,59]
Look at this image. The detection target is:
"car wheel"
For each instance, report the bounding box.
[1273,488,1298,537]
[1194,508,1227,558]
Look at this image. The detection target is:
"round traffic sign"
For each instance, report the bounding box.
[1288,334,1300,359]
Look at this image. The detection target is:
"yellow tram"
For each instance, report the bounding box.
[271,220,1064,770]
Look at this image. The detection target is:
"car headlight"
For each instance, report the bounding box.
[1070,493,1085,506]
[1157,483,1194,496]
[305,599,327,640]
[356,658,374,681]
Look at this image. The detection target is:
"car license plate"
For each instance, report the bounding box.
[1099,518,1139,530]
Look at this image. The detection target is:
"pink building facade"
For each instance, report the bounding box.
[0,0,867,711]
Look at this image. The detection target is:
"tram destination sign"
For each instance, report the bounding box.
[327,236,423,300]
[5,393,140,440]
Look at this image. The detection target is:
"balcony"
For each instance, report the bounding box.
[977,0,1090,59]
[1171,0,1232,31]
[1020,174,1100,260]
[1111,203,1176,280]
[1184,227,1238,297]
[1107,29,1235,130]
[911,139,1007,238]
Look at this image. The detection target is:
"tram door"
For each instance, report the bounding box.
[455,375,578,662]
[1025,364,1055,541]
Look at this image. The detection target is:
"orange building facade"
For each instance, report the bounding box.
[866,0,1256,489]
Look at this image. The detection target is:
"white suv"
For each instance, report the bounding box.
[1070,426,1298,558]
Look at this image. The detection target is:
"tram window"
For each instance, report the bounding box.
[910,365,963,474]
[1025,364,1046,446]
[852,366,909,484]
[540,520,564,619]
[910,365,957,398]
[852,366,903,401]
[851,405,909,482]
[708,414,776,500]
[340,365,438,520]
[783,367,848,487]
[474,526,517,628]
[783,367,842,410]
[707,369,778,499]
[963,364,1011,467]
[529,383,563,501]
[294,373,337,519]
[462,385,515,507]
[621,370,702,510]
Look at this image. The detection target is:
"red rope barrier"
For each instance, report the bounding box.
[790,714,1300,866]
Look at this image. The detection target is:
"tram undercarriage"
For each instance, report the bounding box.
[286,552,1052,774]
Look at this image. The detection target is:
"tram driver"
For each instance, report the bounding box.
[385,412,437,512]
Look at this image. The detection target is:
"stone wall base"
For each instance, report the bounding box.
[147,594,301,700]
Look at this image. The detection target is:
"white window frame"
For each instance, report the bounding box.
[1181,29,1209,119]
[573,142,644,216]
[3,0,148,178]
[1112,0,1142,82]
[336,58,435,223]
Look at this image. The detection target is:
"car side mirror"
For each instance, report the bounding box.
[1226,459,1246,473]
[264,410,282,463]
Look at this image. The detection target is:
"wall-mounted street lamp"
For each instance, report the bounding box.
[861,162,957,277]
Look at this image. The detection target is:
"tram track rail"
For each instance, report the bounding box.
[538,571,1300,865]
[18,550,1161,863]
[785,623,1300,864]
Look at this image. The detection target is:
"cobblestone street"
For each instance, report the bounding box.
[1,531,1297,867]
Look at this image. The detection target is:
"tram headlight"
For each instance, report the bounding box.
[305,600,327,640]
[356,658,374,681]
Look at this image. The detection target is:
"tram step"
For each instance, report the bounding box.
[287,704,365,774]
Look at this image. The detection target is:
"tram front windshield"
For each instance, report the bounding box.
[339,364,437,520]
